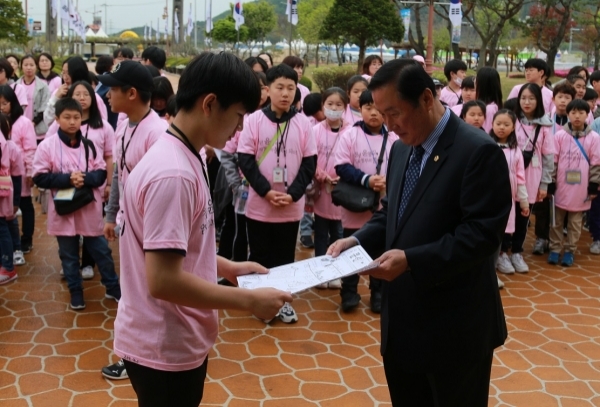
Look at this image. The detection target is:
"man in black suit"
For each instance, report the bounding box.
[328,60,511,406]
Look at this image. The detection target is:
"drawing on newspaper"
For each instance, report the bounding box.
[237,246,377,294]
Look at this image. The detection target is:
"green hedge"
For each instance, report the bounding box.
[311,65,357,93]
[299,76,312,91]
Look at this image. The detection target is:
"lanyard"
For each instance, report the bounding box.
[120,109,151,174]
[167,124,210,188]
[275,121,290,167]
[572,136,591,166]
[362,128,386,167]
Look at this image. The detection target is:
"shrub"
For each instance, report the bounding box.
[299,76,312,91]
[312,65,357,93]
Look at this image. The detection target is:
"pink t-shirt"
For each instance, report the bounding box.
[516,120,555,203]
[0,138,23,218]
[22,80,36,121]
[237,110,318,223]
[46,76,62,95]
[333,125,399,230]
[342,105,363,127]
[298,83,310,105]
[482,102,499,133]
[32,135,106,236]
[451,104,463,117]
[114,135,218,372]
[48,119,115,159]
[553,129,600,212]
[440,86,462,107]
[312,121,350,221]
[508,84,555,114]
[12,83,28,108]
[114,110,168,224]
[11,116,37,197]
[502,147,526,234]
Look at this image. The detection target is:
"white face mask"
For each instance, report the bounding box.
[324,108,344,120]
[454,77,463,87]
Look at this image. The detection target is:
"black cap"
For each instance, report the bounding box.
[98,60,154,92]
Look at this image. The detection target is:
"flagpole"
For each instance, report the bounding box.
[288,1,292,56]
[194,0,197,49]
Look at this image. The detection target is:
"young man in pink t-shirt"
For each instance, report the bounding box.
[507,58,555,114]
[439,59,467,107]
[113,53,292,407]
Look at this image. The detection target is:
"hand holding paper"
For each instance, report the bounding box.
[362,249,408,281]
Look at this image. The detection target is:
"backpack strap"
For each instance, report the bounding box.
[81,138,97,173]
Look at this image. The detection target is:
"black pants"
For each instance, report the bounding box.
[533,198,550,240]
[123,358,208,407]
[502,202,531,253]
[217,202,236,260]
[313,214,342,257]
[19,196,35,246]
[340,228,382,298]
[246,218,299,269]
[218,203,248,262]
[383,348,493,407]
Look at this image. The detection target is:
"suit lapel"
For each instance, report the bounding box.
[392,114,459,242]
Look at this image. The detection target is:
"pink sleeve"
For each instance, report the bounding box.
[515,149,526,185]
[590,133,600,166]
[32,141,52,178]
[15,118,38,177]
[48,121,59,135]
[95,93,108,120]
[15,85,28,107]
[587,112,594,126]
[103,122,115,157]
[482,104,498,133]
[89,142,107,172]
[553,131,563,163]
[541,127,556,155]
[303,122,317,157]
[9,143,23,177]
[222,131,240,154]
[333,130,354,167]
[237,116,257,156]
[507,85,519,100]
[141,177,196,252]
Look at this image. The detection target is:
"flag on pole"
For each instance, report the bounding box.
[286,0,298,25]
[233,2,244,31]
[156,18,160,42]
[205,0,213,33]
[174,12,180,43]
[187,3,193,37]
[164,15,168,41]
[60,0,69,25]
[449,0,462,44]
[51,0,59,19]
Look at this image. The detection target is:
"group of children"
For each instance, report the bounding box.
[436,58,600,287]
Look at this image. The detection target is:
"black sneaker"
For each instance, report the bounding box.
[341,292,361,312]
[21,243,33,254]
[101,359,128,380]
[300,235,314,248]
[105,286,121,303]
[70,290,86,310]
[370,291,382,314]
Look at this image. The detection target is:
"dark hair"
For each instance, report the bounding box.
[359,89,374,108]
[567,65,589,82]
[584,88,598,102]
[20,54,36,68]
[66,81,103,129]
[244,57,268,73]
[152,76,174,102]
[266,64,298,85]
[396,63,437,107]
[120,85,152,104]
[567,74,586,85]
[566,98,591,114]
[515,83,545,119]
[282,55,304,69]
[347,75,369,93]
[176,52,260,114]
[475,67,503,108]
[443,59,467,81]
[552,82,576,98]
[254,71,269,108]
[460,100,487,119]
[0,58,15,79]
[524,58,548,78]
[88,72,98,87]
[5,54,20,65]
[257,52,273,67]
[67,57,90,84]
[362,55,383,75]
[55,97,83,117]
[166,95,178,117]
[114,47,134,59]
[37,52,55,70]
[303,93,322,116]
[461,76,475,90]
[503,97,518,112]
[322,87,349,107]
[0,85,23,125]
[0,112,11,141]
[141,46,166,69]
[95,55,114,75]
[489,109,518,148]
[369,58,417,91]
[293,88,301,106]
[145,65,161,78]
[590,70,600,85]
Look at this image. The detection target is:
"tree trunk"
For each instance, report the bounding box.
[478,39,489,70]
[357,39,366,74]
[408,4,425,56]
[486,34,500,67]
[316,44,320,68]
[335,43,341,66]
[545,48,558,75]
[594,45,599,71]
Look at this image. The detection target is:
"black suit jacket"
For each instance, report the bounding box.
[354,113,511,369]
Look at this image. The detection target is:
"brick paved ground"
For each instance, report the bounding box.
[1,200,599,406]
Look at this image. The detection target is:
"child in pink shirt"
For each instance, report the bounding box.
[302,93,325,127]
[113,53,291,406]
[548,99,600,267]
[343,75,368,126]
[32,98,120,310]
[282,56,310,104]
[313,87,352,289]
[450,76,476,117]
[333,90,399,313]
[475,67,503,133]
[508,58,555,114]
[490,110,530,277]
[460,100,486,131]
[439,59,467,107]
[237,64,317,324]
[0,113,23,285]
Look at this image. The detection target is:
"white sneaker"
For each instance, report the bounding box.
[59,269,64,276]
[81,266,94,280]
[278,302,298,324]
[16,209,22,217]
[13,251,26,266]
[316,283,327,289]
[497,276,505,289]
[591,240,600,255]
[328,278,342,289]
[510,253,529,273]
[496,253,515,274]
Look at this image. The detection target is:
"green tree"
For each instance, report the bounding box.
[297,0,334,67]
[320,0,404,71]
[211,16,248,51]
[244,0,277,47]
[0,0,29,44]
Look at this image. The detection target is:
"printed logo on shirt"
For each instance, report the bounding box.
[200,199,215,236]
